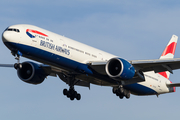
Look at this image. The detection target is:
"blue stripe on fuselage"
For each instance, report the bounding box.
[26,32,35,38]
[124,83,157,95]
[4,42,157,95]
[4,42,93,75]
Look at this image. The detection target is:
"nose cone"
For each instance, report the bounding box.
[2,31,17,51]
[2,31,11,43]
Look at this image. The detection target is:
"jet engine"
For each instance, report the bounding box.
[17,62,48,84]
[105,58,135,80]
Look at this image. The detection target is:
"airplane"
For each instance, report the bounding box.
[2,24,180,101]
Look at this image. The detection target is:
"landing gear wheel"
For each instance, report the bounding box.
[76,94,81,100]
[119,95,124,99]
[119,87,124,94]
[116,92,119,96]
[70,96,75,101]
[112,87,117,94]
[67,91,71,98]
[14,63,18,69]
[63,89,68,96]
[63,88,81,101]
[113,86,131,100]
[123,89,127,96]
[74,91,77,98]
[125,92,130,99]
[13,52,22,70]
[14,63,22,69]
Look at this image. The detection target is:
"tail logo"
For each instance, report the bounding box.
[158,35,178,79]
[161,42,177,56]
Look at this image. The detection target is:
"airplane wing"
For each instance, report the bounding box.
[2,57,180,87]
[130,58,180,73]
[37,65,91,88]
[88,58,180,80]
[0,63,90,88]
[88,58,180,75]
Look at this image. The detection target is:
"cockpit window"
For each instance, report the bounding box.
[5,28,20,32]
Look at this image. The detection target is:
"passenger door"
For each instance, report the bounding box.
[31,34,38,47]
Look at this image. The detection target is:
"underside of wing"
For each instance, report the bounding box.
[87,60,145,85]
[87,58,180,85]
[42,65,91,88]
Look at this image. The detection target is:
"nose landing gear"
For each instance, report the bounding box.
[12,51,22,69]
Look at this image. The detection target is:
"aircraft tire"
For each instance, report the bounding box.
[112,88,117,94]
[119,87,124,94]
[76,94,81,100]
[67,91,71,98]
[119,95,124,99]
[125,92,130,99]
[123,89,127,96]
[63,89,68,95]
[70,96,75,100]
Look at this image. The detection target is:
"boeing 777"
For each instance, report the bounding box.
[2,24,180,100]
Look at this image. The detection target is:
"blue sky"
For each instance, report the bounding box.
[1,0,180,119]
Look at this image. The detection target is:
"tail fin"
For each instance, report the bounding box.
[158,35,178,79]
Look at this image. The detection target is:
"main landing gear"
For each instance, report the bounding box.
[63,76,81,101]
[63,87,81,101]
[112,86,130,99]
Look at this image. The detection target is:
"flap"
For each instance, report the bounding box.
[87,61,107,75]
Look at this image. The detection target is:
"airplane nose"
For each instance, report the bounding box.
[2,31,11,43]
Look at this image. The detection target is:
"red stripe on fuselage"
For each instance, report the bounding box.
[26,29,48,37]
[161,42,176,56]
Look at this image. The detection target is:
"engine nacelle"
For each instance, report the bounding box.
[17,62,47,85]
[105,58,135,80]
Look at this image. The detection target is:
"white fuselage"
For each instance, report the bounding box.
[2,24,174,96]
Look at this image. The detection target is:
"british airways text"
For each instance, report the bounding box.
[40,40,70,55]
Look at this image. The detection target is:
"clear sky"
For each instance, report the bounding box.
[1,0,180,119]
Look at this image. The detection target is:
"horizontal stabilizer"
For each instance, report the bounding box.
[0,64,14,67]
[166,83,180,87]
